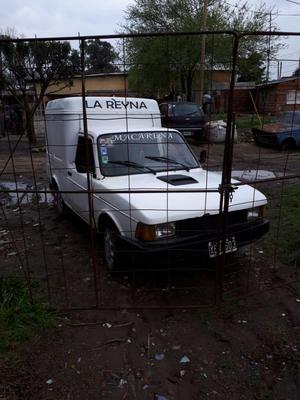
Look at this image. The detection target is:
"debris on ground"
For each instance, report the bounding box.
[155,353,165,361]
[180,355,190,364]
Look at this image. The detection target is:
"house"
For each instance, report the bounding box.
[41,72,128,101]
[254,76,300,115]
[1,72,129,137]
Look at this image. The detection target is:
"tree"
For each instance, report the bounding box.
[237,52,266,83]
[86,39,120,73]
[70,39,120,75]
[292,67,300,77]
[123,0,281,99]
[0,37,75,143]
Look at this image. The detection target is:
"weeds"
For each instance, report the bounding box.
[0,278,57,352]
[265,184,300,265]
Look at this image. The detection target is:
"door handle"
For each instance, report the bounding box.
[68,171,72,176]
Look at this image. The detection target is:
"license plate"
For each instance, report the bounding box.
[208,236,237,258]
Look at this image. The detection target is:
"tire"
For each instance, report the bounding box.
[281,139,295,151]
[103,222,122,272]
[52,183,66,216]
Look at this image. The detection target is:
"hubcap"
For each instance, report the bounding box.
[55,191,64,214]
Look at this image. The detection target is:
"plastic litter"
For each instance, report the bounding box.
[205,120,238,144]
[46,379,53,385]
[102,323,112,328]
[118,379,127,388]
[296,299,300,303]
[180,355,190,364]
[155,395,168,400]
[155,353,165,361]
[143,384,149,390]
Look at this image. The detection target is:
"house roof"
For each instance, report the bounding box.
[73,72,127,78]
[256,76,300,88]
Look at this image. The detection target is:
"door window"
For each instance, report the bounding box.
[75,136,95,173]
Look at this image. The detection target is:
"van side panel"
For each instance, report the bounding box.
[45,114,82,205]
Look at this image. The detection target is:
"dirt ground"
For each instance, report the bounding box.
[0,134,300,399]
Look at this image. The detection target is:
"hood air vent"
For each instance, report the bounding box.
[157,174,198,186]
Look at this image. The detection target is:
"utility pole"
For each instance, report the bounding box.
[199,0,208,103]
[265,11,272,81]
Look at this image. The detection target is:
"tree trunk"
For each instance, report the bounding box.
[180,71,186,99]
[186,70,193,102]
[25,108,36,145]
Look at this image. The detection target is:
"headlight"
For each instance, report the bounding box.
[247,205,266,221]
[135,222,176,241]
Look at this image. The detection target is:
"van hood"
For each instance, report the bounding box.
[98,168,267,225]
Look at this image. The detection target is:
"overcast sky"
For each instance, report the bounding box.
[0,0,300,78]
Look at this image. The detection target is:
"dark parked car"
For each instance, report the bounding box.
[252,111,300,150]
[159,101,205,141]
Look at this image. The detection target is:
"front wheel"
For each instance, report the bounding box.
[281,139,295,151]
[103,222,122,272]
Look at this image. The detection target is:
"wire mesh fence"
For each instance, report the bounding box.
[0,30,299,311]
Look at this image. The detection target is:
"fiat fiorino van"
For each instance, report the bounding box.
[45,97,269,271]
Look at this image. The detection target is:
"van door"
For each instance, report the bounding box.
[66,134,96,223]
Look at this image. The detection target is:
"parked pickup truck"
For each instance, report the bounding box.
[45,97,269,271]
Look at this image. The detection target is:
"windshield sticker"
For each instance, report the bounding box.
[100,147,108,155]
[108,131,175,143]
[100,137,112,145]
[101,156,109,164]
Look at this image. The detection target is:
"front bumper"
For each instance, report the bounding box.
[177,127,204,137]
[122,218,269,256]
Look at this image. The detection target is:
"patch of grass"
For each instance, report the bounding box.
[264,185,300,265]
[208,113,276,130]
[208,113,227,121]
[0,278,57,352]
[235,114,276,130]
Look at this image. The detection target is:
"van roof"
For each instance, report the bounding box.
[45,96,160,115]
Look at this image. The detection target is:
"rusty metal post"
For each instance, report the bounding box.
[80,38,100,308]
[216,33,239,305]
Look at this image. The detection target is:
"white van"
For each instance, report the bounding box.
[45,97,269,271]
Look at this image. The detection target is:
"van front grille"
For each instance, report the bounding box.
[175,210,248,236]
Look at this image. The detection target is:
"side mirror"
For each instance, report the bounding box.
[199,150,207,164]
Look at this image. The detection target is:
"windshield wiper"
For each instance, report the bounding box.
[145,156,190,171]
[186,111,199,116]
[108,160,156,174]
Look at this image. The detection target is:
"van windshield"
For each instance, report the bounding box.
[278,111,300,125]
[169,103,203,117]
[98,131,199,176]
